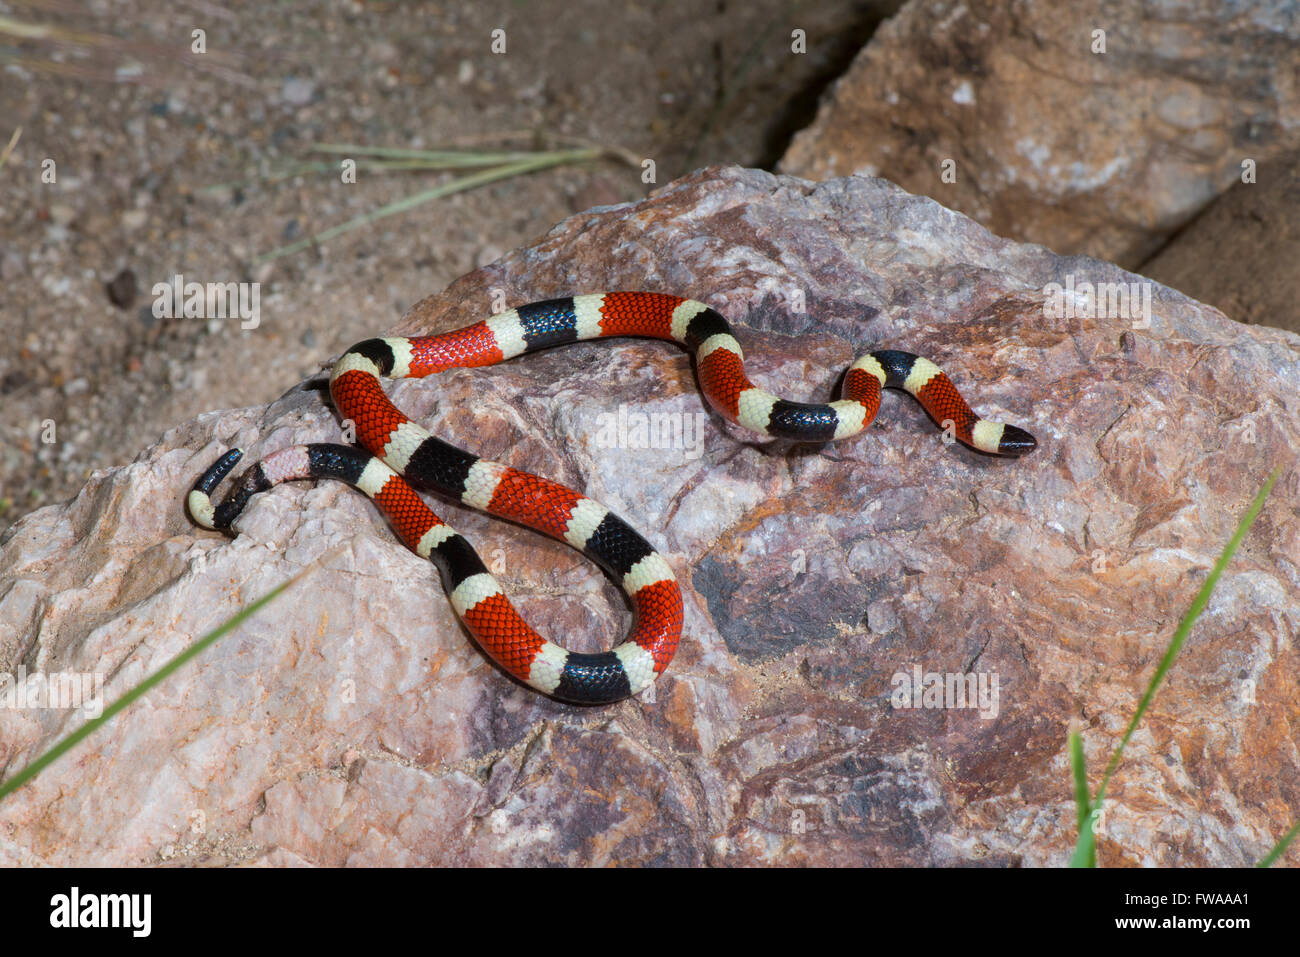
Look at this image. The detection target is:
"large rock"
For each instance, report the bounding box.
[779,0,1300,269]
[2,166,1297,866]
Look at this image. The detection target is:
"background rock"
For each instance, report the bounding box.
[2,166,1298,866]
[779,0,1300,270]
[1142,152,1300,336]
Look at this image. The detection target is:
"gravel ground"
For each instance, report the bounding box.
[0,0,897,534]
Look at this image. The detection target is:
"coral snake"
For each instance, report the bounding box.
[188,291,1036,704]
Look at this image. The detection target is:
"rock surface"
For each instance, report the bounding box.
[1141,152,1300,336]
[2,165,1298,866]
[779,0,1300,269]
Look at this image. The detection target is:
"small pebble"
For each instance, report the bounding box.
[282,77,316,105]
[369,40,398,63]
[105,268,138,309]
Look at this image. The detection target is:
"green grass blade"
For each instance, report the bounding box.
[0,571,304,804]
[1067,466,1281,866]
[1069,730,1097,867]
[256,148,600,264]
[1069,729,1091,831]
[1071,813,1098,868]
[1258,815,1300,867]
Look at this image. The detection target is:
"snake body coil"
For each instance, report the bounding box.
[189,291,1035,704]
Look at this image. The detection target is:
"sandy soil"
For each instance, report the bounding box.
[0,0,898,534]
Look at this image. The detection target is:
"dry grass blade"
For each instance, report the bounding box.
[0,126,21,172]
[256,147,602,264]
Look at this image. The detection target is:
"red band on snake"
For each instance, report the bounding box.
[188,291,1036,704]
